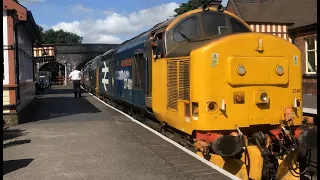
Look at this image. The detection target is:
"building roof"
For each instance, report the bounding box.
[3,0,42,44]
[26,11,42,44]
[231,0,317,29]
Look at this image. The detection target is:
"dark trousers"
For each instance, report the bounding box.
[72,80,81,97]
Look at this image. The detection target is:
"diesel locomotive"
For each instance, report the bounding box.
[80,5,317,180]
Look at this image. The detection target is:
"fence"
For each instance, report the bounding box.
[51,76,65,85]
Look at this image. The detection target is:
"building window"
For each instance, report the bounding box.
[305,37,317,74]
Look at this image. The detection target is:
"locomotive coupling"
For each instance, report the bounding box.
[294,117,317,149]
[211,134,244,157]
[296,126,317,149]
[194,140,210,155]
[195,131,245,157]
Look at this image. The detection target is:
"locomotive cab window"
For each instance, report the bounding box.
[201,13,229,36]
[132,53,145,90]
[173,16,200,43]
[230,18,251,33]
[151,32,165,58]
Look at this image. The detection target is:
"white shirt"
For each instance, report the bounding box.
[68,70,82,80]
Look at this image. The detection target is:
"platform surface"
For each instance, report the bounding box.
[302,94,317,115]
[3,85,234,180]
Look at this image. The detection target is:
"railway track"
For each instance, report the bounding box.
[93,91,195,152]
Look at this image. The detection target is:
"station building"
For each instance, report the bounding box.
[3,0,42,126]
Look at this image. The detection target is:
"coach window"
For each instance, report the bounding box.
[230,18,251,33]
[173,16,200,43]
[201,13,229,36]
[132,53,145,90]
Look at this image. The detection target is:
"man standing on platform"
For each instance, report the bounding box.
[68,67,83,98]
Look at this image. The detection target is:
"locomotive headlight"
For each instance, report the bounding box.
[276,65,284,75]
[255,91,269,104]
[237,65,246,76]
[260,92,268,102]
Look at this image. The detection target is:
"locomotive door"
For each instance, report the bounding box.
[132,52,145,106]
[95,64,99,94]
[111,61,115,96]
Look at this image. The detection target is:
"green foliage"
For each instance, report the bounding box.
[36,24,83,44]
[174,0,211,16]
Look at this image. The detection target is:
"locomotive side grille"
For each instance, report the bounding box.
[178,59,190,101]
[167,58,190,110]
[167,60,178,109]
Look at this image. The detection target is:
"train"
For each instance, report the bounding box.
[80,5,317,180]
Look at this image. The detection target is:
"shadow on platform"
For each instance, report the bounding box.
[3,158,34,175]
[3,139,31,149]
[3,129,28,141]
[43,87,86,95]
[20,87,101,123]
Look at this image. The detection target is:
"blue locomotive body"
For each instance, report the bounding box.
[98,32,149,109]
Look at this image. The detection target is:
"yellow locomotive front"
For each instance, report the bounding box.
[190,33,302,130]
[151,6,316,180]
[190,31,305,180]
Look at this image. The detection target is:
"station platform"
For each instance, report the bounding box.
[302,94,317,115]
[3,85,236,180]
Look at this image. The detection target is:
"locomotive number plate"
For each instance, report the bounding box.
[292,89,301,93]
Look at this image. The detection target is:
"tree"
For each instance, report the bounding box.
[174,0,211,16]
[36,24,83,44]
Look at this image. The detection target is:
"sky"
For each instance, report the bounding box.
[18,0,190,44]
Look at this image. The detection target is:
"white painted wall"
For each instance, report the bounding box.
[3,10,9,85]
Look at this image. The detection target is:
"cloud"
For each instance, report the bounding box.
[71,4,93,16]
[51,2,179,44]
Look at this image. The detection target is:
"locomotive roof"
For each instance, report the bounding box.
[113,17,176,52]
[95,7,248,61]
